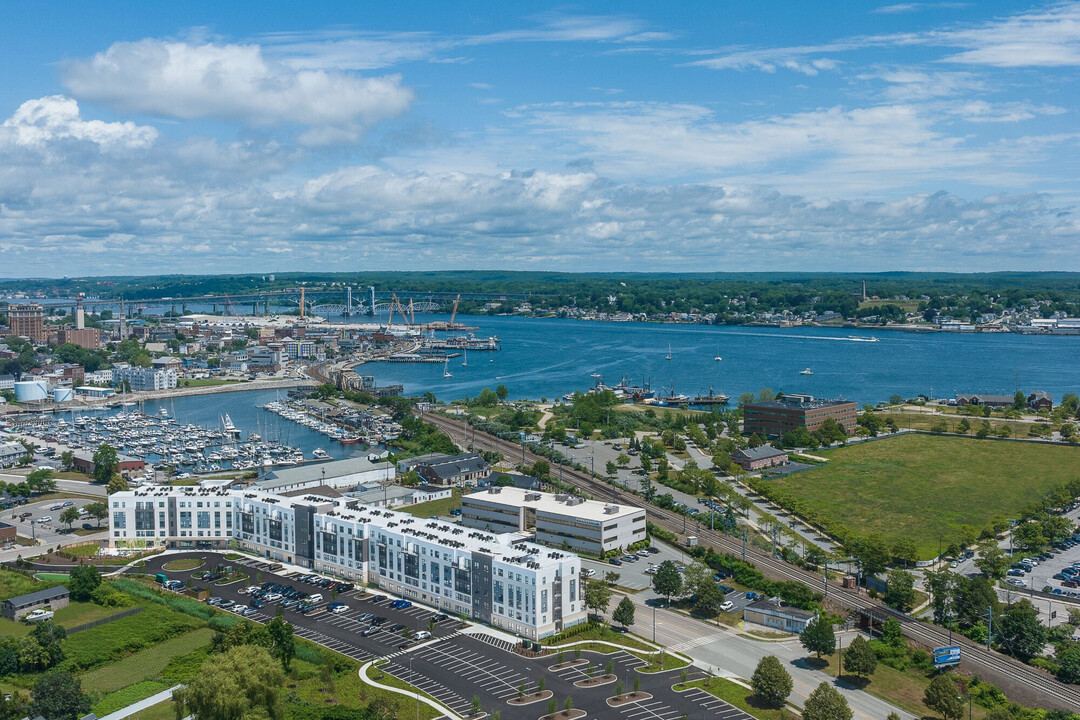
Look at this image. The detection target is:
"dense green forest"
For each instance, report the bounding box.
[4,271,1080,320]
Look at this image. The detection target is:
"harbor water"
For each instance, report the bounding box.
[352,314,1079,405]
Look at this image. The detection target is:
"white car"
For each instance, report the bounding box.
[37,516,52,523]
[23,609,54,622]
[329,604,349,614]
[239,586,259,595]
[264,592,282,602]
[412,630,432,641]
[720,601,735,612]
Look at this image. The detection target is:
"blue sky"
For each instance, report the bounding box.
[1,1,1078,276]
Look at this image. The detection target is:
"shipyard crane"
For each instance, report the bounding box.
[449,294,461,326]
[390,293,412,328]
[222,292,237,316]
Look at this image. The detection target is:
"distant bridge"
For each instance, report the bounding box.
[54,289,527,316]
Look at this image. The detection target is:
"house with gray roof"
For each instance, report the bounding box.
[2,585,69,620]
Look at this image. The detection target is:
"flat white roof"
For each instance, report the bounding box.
[463,486,644,522]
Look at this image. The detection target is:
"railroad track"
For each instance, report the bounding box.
[422,411,1080,711]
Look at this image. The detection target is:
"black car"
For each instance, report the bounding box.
[432,614,448,622]
[388,623,405,632]
[370,595,387,603]
[250,599,264,609]
[371,616,388,625]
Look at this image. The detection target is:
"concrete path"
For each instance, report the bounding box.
[98,685,183,720]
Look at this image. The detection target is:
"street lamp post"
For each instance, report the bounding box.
[652,604,656,643]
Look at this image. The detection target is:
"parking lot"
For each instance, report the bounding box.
[1005,533,1080,604]
[145,552,759,719]
[1,495,103,548]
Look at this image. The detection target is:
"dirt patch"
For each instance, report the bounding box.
[508,690,553,706]
[573,674,616,688]
[607,692,653,707]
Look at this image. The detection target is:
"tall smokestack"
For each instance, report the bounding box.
[75,301,85,330]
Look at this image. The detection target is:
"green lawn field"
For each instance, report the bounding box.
[770,433,1080,558]
[397,489,462,518]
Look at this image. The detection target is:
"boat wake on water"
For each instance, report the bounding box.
[721,330,881,343]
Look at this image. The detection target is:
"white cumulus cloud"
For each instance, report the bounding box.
[60,39,415,144]
[1,95,157,148]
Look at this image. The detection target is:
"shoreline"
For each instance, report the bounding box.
[1,377,317,416]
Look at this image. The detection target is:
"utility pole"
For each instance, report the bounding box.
[986,606,993,649]
[742,527,747,562]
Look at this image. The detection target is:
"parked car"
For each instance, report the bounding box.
[432,614,448,622]
[609,558,622,566]
[305,593,323,604]
[327,603,349,614]
[719,601,735,612]
[388,623,405,632]
[369,595,387,603]
[22,609,54,622]
[361,625,378,636]
[412,630,432,641]
[37,516,52,523]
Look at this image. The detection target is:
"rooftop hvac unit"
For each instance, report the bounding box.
[566,497,584,506]
[524,493,541,501]
[554,494,568,502]
[603,505,619,514]
[489,487,501,494]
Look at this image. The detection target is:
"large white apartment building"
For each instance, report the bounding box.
[110,486,234,549]
[112,366,178,392]
[461,487,647,556]
[109,486,587,640]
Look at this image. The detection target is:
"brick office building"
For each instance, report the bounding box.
[743,394,858,437]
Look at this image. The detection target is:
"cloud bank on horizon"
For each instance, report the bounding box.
[0,2,1078,276]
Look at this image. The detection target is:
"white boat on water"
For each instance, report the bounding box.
[462,349,468,367]
[800,368,814,375]
[221,413,241,437]
[848,335,880,343]
[714,342,722,362]
[665,343,672,360]
[443,358,452,378]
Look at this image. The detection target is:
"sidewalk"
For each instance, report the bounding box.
[99,685,183,720]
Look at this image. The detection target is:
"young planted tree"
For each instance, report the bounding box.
[799,615,836,659]
[803,682,852,720]
[924,675,964,720]
[842,635,877,679]
[612,596,636,629]
[750,655,792,708]
[652,560,682,606]
[59,507,80,530]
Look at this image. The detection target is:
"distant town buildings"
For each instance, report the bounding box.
[6,303,46,342]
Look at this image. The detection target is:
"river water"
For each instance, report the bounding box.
[350,314,1078,405]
